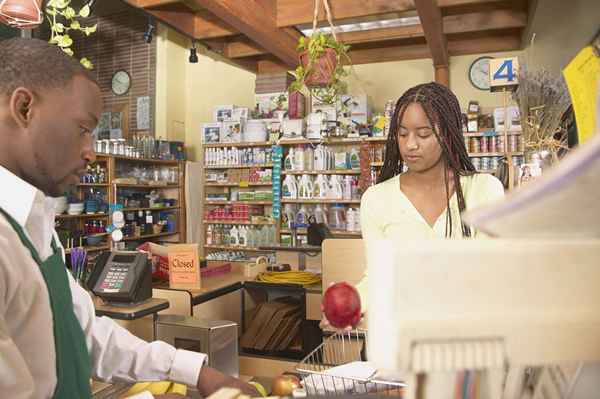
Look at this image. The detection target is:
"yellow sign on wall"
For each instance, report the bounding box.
[563,46,600,144]
[489,57,520,92]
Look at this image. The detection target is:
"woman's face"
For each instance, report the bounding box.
[397,102,443,173]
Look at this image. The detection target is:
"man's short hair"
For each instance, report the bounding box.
[0,37,97,97]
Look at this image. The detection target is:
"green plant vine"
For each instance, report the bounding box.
[45,0,97,69]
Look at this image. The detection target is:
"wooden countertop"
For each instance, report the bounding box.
[153,267,322,305]
[94,297,169,320]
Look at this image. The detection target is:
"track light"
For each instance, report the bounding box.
[189,41,198,63]
[143,19,155,44]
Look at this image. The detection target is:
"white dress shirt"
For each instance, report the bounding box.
[0,165,206,398]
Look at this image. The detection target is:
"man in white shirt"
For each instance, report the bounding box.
[0,38,256,398]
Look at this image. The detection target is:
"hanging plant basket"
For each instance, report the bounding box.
[0,0,43,28]
[300,47,338,88]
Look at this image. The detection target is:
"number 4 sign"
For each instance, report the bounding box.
[489,57,520,92]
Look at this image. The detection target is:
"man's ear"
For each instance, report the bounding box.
[9,88,36,130]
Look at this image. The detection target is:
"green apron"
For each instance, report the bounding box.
[0,208,92,398]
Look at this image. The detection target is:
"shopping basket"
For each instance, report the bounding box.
[296,329,406,396]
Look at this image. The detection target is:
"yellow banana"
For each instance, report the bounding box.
[248,381,268,397]
[124,382,152,397]
[167,383,187,395]
[146,381,173,395]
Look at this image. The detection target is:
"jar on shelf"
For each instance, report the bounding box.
[469,137,480,154]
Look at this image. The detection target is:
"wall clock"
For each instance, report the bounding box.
[111,70,131,96]
[468,56,493,91]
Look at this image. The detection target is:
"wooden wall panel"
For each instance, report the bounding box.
[73,10,157,137]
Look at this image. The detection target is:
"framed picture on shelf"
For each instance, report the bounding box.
[214,105,234,122]
[202,123,222,143]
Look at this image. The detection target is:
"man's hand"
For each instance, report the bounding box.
[197,366,259,397]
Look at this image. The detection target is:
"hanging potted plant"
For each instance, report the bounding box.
[289,0,351,105]
[0,0,43,29]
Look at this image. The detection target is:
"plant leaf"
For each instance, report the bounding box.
[54,23,64,33]
[61,47,74,56]
[45,8,57,16]
[80,58,93,70]
[54,0,70,10]
[79,4,90,18]
[56,34,73,48]
[63,7,76,19]
[70,20,81,29]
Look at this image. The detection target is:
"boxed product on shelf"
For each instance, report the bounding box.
[255,92,288,117]
[202,123,222,143]
[255,72,294,94]
[228,169,241,184]
[282,119,305,138]
[214,105,235,122]
[221,121,243,143]
[233,107,249,121]
[243,119,268,142]
[254,190,273,201]
[238,191,256,201]
[340,94,371,125]
[207,193,229,201]
[288,91,306,119]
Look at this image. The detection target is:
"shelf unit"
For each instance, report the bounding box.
[282,170,361,175]
[205,164,273,169]
[280,228,361,237]
[56,154,186,255]
[203,220,275,225]
[281,199,361,204]
[202,141,277,258]
[463,130,521,137]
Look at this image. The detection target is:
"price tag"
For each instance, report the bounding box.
[489,57,519,92]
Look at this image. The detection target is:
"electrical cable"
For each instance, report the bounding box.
[256,271,321,287]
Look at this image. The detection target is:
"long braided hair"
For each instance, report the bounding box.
[378,82,477,238]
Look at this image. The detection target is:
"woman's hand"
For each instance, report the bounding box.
[196,365,259,397]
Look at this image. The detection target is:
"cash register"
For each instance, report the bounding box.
[87,251,152,305]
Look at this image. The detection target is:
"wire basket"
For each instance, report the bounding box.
[296,330,406,396]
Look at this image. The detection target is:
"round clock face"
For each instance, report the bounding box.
[111,70,131,96]
[469,57,492,91]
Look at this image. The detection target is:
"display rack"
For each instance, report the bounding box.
[55,154,186,256]
[202,140,278,261]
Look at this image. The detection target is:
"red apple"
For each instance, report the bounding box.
[271,374,301,397]
[322,282,362,329]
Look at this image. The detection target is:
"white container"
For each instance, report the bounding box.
[343,176,353,200]
[282,119,305,138]
[314,174,328,199]
[346,208,356,232]
[298,174,314,199]
[243,119,268,142]
[282,175,298,199]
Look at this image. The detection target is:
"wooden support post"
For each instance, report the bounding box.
[434,64,449,87]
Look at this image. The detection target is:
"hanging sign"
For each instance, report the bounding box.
[489,57,520,92]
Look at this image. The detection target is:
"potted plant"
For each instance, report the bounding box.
[45,0,97,69]
[0,0,43,28]
[289,32,351,105]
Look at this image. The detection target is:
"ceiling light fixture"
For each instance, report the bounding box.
[143,19,155,44]
[189,41,198,63]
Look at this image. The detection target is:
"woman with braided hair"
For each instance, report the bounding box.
[354,82,504,320]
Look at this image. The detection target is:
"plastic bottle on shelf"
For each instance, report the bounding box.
[330,175,343,200]
[314,204,327,224]
[305,146,314,171]
[230,225,239,246]
[284,204,296,229]
[343,176,353,200]
[238,226,247,247]
[328,204,346,230]
[206,225,213,245]
[295,146,305,171]
[314,174,328,198]
[282,175,298,199]
[247,227,256,248]
[351,177,360,200]
[349,148,360,169]
[295,205,309,228]
[346,208,355,232]
[353,208,361,232]
[298,174,314,199]
[284,148,295,170]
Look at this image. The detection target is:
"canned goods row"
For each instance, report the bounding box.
[471,156,502,171]
[512,156,525,167]
[464,135,523,154]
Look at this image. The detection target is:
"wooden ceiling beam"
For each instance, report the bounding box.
[184,0,301,68]
[348,43,431,64]
[414,0,448,67]
[226,8,525,59]
[193,10,238,39]
[447,34,522,55]
[277,0,416,28]
[135,0,181,7]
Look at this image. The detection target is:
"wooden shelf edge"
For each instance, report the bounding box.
[204,245,274,252]
[203,220,275,225]
[121,231,179,241]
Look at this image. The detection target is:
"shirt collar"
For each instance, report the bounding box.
[0,165,40,226]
